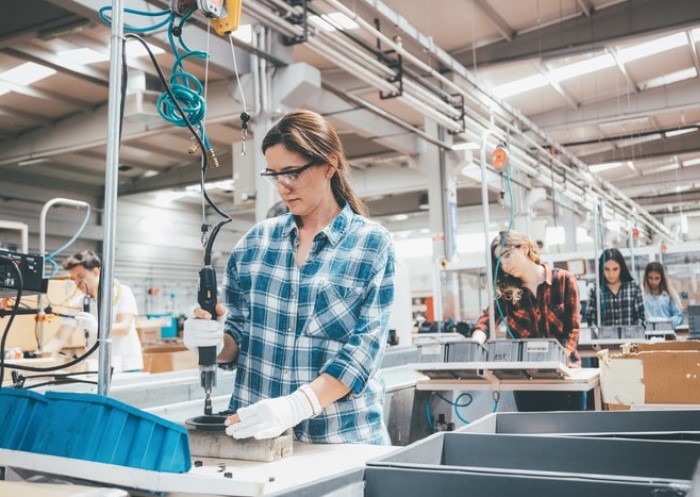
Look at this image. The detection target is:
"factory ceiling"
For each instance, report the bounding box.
[1,0,699,242]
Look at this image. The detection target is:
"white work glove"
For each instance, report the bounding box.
[75,312,98,346]
[183,317,224,354]
[226,384,322,440]
[471,329,487,344]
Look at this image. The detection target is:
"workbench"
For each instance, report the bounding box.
[0,442,396,496]
[407,361,601,442]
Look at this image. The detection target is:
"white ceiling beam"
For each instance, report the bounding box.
[0,80,240,165]
[472,0,515,42]
[576,0,594,17]
[612,161,700,190]
[2,46,110,87]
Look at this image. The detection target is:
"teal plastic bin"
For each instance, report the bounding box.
[146,313,178,338]
[0,388,48,450]
[32,391,191,473]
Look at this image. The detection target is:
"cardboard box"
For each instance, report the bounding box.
[598,341,700,410]
[142,343,197,373]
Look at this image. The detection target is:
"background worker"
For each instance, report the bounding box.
[586,248,645,329]
[471,230,583,411]
[184,109,396,444]
[44,250,143,373]
[643,261,684,329]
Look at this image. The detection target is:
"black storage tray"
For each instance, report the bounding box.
[456,409,700,441]
[367,432,700,482]
[365,466,689,497]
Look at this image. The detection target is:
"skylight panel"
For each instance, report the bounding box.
[549,54,615,82]
[493,74,548,98]
[641,67,697,90]
[1,62,56,85]
[57,48,109,65]
[616,32,688,64]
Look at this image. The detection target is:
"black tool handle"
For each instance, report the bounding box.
[197,266,218,319]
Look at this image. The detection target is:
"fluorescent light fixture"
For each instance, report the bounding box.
[550,54,615,82]
[693,28,700,43]
[598,116,650,132]
[615,133,662,148]
[641,67,697,90]
[683,157,700,167]
[1,62,56,86]
[391,214,409,221]
[642,162,679,175]
[452,141,480,150]
[309,12,359,32]
[589,161,625,173]
[231,24,252,43]
[616,32,688,64]
[665,127,697,138]
[17,157,51,167]
[0,83,9,98]
[493,74,548,99]
[57,48,109,65]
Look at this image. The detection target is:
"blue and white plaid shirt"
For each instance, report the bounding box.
[223,203,396,444]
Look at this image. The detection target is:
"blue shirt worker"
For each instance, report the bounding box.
[184,110,396,444]
[643,261,684,329]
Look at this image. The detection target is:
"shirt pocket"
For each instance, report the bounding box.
[304,280,364,342]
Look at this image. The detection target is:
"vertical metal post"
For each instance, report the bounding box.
[480,129,496,339]
[98,0,125,396]
[593,200,602,330]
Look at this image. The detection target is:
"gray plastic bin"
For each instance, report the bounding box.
[367,432,700,482]
[444,341,487,362]
[364,466,689,497]
[457,410,700,441]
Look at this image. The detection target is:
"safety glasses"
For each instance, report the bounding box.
[260,161,322,187]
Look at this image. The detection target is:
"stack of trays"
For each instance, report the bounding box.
[0,389,191,473]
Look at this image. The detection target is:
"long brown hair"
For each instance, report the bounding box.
[644,261,682,308]
[261,109,368,216]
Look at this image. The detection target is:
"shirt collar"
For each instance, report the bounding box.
[542,263,553,285]
[282,202,352,246]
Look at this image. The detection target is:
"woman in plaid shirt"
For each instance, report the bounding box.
[585,248,645,329]
[184,110,396,444]
[471,231,585,411]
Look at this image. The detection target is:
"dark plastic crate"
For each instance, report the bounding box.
[0,389,47,451]
[31,391,191,473]
[444,341,487,362]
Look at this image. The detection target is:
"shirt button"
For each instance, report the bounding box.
[283,368,290,377]
[287,327,292,333]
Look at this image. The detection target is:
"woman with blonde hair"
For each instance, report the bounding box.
[472,230,583,411]
[643,261,683,329]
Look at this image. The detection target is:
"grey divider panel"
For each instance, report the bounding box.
[368,432,700,482]
[364,467,689,497]
[458,410,700,440]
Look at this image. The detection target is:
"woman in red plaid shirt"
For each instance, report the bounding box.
[471,230,585,411]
